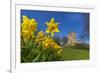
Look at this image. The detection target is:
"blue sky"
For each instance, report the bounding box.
[21,9,89,43]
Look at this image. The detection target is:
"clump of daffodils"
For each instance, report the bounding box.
[21,15,37,41]
[21,15,63,62]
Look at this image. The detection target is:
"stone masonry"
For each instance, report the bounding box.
[67,32,77,46]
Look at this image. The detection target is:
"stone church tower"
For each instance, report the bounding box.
[67,32,77,46]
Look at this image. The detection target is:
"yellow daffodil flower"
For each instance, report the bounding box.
[43,37,61,49]
[37,31,45,38]
[45,17,60,37]
[21,15,38,40]
[54,44,61,49]
[35,31,46,43]
[43,37,52,48]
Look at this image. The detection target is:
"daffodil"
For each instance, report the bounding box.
[37,31,45,38]
[35,31,46,43]
[42,37,62,54]
[54,44,61,49]
[45,17,60,37]
[21,15,38,40]
[43,37,53,48]
[43,37,61,49]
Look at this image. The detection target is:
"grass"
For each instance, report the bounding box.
[61,47,89,61]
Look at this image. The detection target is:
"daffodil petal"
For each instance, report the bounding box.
[23,15,29,24]
[50,17,55,23]
[46,29,49,33]
[56,29,60,32]
[45,22,49,25]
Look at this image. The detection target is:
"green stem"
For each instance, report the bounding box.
[33,53,41,62]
